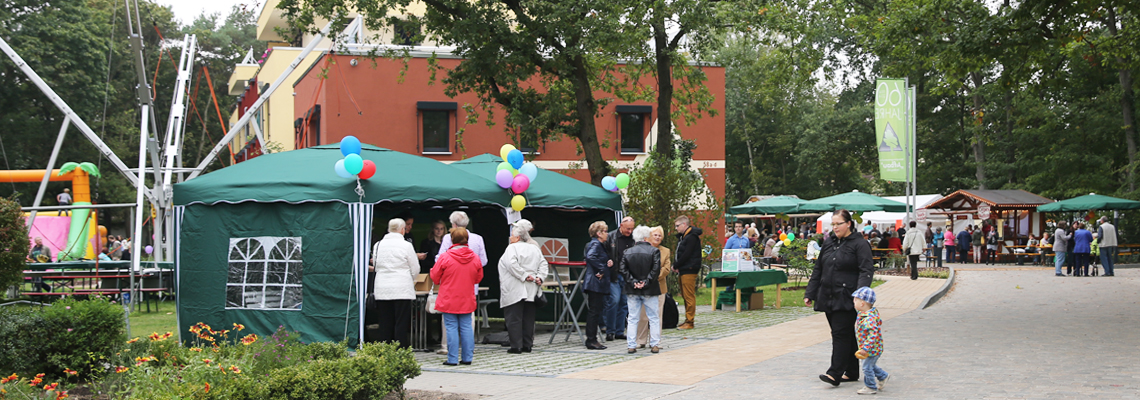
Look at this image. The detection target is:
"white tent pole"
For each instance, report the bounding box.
[188,19,337,180]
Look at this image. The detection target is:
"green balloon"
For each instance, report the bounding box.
[615,173,630,189]
[497,162,515,173]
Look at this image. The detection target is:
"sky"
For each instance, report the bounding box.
[155,0,260,25]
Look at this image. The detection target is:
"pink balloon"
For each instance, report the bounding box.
[495,169,513,189]
[511,174,530,194]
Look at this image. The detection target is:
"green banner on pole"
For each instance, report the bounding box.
[875,78,908,182]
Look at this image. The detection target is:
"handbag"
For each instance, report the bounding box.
[425,283,440,314]
[365,293,376,310]
[533,287,548,308]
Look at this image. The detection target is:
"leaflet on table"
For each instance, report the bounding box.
[721,249,756,272]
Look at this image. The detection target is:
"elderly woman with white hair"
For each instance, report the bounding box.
[371,218,421,348]
[620,225,663,353]
[498,222,549,353]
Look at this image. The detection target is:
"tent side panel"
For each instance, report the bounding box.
[178,202,359,345]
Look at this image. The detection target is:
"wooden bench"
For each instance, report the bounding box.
[20,288,167,312]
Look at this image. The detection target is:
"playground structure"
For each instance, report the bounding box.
[1,163,104,260]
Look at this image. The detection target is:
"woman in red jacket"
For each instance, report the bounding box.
[430,227,484,366]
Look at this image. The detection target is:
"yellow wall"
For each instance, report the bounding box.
[229,49,325,152]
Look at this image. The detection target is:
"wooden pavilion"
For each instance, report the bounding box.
[924,189,1054,242]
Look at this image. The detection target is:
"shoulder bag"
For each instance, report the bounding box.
[425,283,440,314]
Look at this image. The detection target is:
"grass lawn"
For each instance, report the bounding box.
[692,279,885,308]
[126,300,178,338]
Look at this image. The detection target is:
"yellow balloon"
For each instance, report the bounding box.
[783,239,791,246]
[511,168,519,177]
[500,144,517,161]
[511,195,526,211]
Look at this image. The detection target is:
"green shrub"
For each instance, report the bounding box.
[0,297,124,379]
[0,195,29,290]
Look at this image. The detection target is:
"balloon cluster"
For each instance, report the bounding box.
[333,136,376,179]
[779,232,795,246]
[601,173,630,192]
[497,145,537,211]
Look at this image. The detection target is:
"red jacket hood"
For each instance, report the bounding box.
[445,245,477,264]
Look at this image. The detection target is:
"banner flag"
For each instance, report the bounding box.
[875,78,908,181]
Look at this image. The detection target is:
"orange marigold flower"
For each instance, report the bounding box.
[188,326,201,334]
[29,377,43,387]
[233,323,245,331]
[56,391,69,400]
[1,373,17,383]
[229,365,241,374]
[43,382,59,391]
[160,332,173,340]
[201,359,212,364]
[147,332,161,341]
[240,334,258,345]
[126,338,139,344]
[218,366,226,375]
[63,369,77,376]
[114,366,129,373]
[204,382,210,393]
[189,347,203,352]
[35,374,45,378]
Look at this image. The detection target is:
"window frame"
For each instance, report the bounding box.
[616,105,652,155]
[418,102,457,155]
[226,236,304,311]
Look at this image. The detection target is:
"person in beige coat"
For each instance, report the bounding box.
[901,220,926,280]
[636,226,673,348]
[498,223,549,353]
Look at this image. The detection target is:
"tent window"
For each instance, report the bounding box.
[422,110,450,153]
[226,237,303,310]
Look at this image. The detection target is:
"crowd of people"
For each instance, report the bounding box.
[367,211,706,365]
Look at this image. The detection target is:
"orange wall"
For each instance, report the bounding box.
[293,54,726,196]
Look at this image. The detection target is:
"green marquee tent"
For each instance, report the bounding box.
[729,196,806,215]
[799,190,908,213]
[1036,193,1140,212]
[173,145,513,346]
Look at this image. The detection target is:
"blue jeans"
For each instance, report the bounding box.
[442,313,474,364]
[605,276,628,335]
[1054,251,1067,275]
[862,355,889,390]
[625,295,660,348]
[1100,247,1116,275]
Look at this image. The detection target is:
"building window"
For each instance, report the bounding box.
[418,102,457,154]
[392,19,422,46]
[226,237,303,310]
[516,134,539,154]
[616,105,652,154]
[295,105,321,150]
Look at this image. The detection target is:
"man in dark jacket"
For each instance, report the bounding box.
[620,226,662,353]
[956,227,972,264]
[604,217,636,340]
[674,215,703,329]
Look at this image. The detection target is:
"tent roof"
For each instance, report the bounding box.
[925,189,1051,211]
[173,145,511,206]
[730,195,807,215]
[799,190,908,212]
[448,154,623,210]
[1036,193,1140,212]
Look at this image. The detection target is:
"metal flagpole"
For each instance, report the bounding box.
[28,118,71,228]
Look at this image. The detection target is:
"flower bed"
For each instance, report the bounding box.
[1,300,420,399]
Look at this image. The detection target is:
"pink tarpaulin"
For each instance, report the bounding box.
[26,215,70,262]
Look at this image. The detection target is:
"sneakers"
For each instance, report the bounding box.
[435,349,448,355]
[878,375,889,391]
[677,322,695,330]
[857,387,877,395]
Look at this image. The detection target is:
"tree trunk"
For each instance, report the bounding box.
[970,72,987,189]
[1107,7,1137,192]
[1005,91,1015,185]
[570,56,610,185]
[653,20,674,159]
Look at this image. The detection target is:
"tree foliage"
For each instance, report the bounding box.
[0,196,29,290]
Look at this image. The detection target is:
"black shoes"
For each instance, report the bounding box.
[459,361,472,365]
[508,348,522,354]
[586,341,607,350]
[819,374,839,387]
[614,334,627,340]
[442,361,457,366]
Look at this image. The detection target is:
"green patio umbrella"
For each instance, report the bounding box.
[1036,193,1140,212]
[798,190,908,213]
[729,196,806,215]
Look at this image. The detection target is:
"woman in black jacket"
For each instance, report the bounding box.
[805,209,875,387]
[582,221,612,350]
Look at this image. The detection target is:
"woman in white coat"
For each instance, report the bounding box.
[901,220,926,280]
[371,218,421,348]
[498,223,549,353]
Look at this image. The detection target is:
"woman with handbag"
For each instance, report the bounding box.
[498,223,549,354]
[371,218,421,348]
[430,227,484,366]
[583,221,612,350]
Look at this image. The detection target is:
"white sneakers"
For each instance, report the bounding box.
[878,375,889,391]
[857,387,877,395]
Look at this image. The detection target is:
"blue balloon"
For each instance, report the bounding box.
[334,159,353,178]
[601,176,617,191]
[340,135,362,156]
[519,163,538,183]
[507,149,524,170]
[343,154,364,174]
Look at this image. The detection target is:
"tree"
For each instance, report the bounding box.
[0,196,29,291]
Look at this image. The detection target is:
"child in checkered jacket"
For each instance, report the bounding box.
[853,286,889,395]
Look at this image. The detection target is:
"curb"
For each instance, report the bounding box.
[919,265,954,309]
